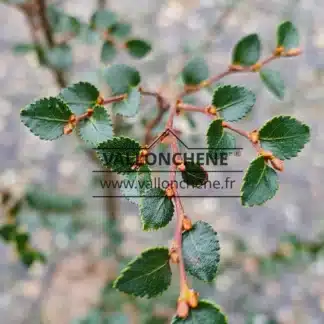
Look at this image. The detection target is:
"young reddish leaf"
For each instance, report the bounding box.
[114,247,172,298]
[241,156,279,206]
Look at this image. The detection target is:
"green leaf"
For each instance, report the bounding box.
[26,184,83,212]
[241,156,279,206]
[101,40,117,63]
[21,250,36,268]
[125,39,152,58]
[181,162,208,187]
[96,137,141,174]
[259,115,310,160]
[113,247,172,298]
[16,232,29,252]
[77,105,113,145]
[182,221,220,281]
[109,22,132,38]
[90,9,118,30]
[277,21,299,50]
[79,24,101,44]
[20,97,72,140]
[112,87,141,117]
[59,82,99,115]
[207,119,236,154]
[121,165,152,205]
[260,69,285,100]
[103,64,141,94]
[182,57,209,86]
[46,44,72,70]
[171,300,227,324]
[232,34,261,66]
[140,188,174,230]
[212,85,255,121]
[0,224,17,242]
[12,43,36,55]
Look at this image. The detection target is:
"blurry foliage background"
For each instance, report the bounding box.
[0,0,324,323]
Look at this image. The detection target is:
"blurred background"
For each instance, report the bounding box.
[0,0,324,323]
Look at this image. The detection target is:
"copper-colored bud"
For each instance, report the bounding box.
[69,114,76,123]
[187,289,199,308]
[165,186,175,198]
[177,299,189,318]
[87,108,94,117]
[63,123,73,135]
[177,163,186,172]
[170,251,179,264]
[260,149,273,159]
[270,157,284,172]
[251,62,262,72]
[249,130,259,144]
[182,215,192,231]
[274,46,284,56]
[283,48,302,57]
[96,95,104,105]
[207,105,217,116]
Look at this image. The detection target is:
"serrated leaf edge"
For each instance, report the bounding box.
[139,188,175,231]
[212,84,256,121]
[20,97,72,141]
[183,220,220,282]
[113,246,171,298]
[258,115,310,160]
[240,156,279,207]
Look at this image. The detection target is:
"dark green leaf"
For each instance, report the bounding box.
[182,221,220,281]
[16,232,29,252]
[59,81,99,115]
[171,300,227,324]
[207,119,236,154]
[114,247,172,298]
[121,165,152,205]
[212,85,255,121]
[109,22,132,38]
[112,87,141,117]
[21,250,36,268]
[125,39,152,59]
[12,43,36,55]
[46,44,72,70]
[241,156,279,206]
[90,10,118,30]
[20,97,72,140]
[260,69,285,100]
[0,224,17,242]
[277,21,299,50]
[96,137,141,173]
[103,64,141,95]
[101,40,117,63]
[182,57,209,86]
[259,115,310,160]
[232,34,261,66]
[181,162,208,187]
[77,105,113,145]
[140,188,174,230]
[26,184,83,212]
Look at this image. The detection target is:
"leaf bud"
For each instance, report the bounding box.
[249,130,259,144]
[187,289,199,308]
[177,299,189,318]
[270,156,284,172]
[182,215,192,231]
[96,95,104,105]
[165,186,175,198]
[177,163,186,172]
[169,250,179,264]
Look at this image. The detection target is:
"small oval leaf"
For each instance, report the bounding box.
[232,34,261,66]
[260,69,285,100]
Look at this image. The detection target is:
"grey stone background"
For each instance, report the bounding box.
[0,0,324,323]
